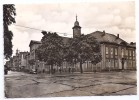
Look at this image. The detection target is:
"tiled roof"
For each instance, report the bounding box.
[87,31,136,48]
[88,31,136,48]
[88,31,126,44]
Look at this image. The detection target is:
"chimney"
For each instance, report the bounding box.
[102,30,105,36]
[130,42,134,45]
[116,34,119,39]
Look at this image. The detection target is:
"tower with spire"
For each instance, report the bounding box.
[16,49,19,56]
[72,15,81,38]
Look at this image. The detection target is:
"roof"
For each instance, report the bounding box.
[88,31,135,48]
[29,40,41,47]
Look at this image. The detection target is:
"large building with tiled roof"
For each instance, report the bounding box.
[87,31,136,71]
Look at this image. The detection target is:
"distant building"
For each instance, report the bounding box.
[24,52,30,72]
[28,40,42,71]
[19,52,29,70]
[8,49,29,71]
[12,55,19,70]
[29,40,41,60]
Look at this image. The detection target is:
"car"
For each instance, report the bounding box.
[29,69,37,74]
[4,69,8,75]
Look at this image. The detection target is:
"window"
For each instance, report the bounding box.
[115,60,118,68]
[106,46,108,55]
[111,60,114,68]
[126,50,128,56]
[106,46,109,58]
[133,50,135,57]
[133,61,136,68]
[121,49,124,57]
[129,50,132,56]
[115,48,118,56]
[128,50,132,59]
[111,48,113,58]
[106,59,109,68]
[133,50,135,60]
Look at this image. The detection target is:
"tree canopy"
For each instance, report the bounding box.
[3,4,16,59]
[65,34,102,73]
[36,32,102,74]
[36,32,64,73]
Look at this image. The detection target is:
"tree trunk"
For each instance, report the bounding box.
[80,61,83,73]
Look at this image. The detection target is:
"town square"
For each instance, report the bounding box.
[5,71,136,98]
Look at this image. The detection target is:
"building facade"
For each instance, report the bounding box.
[86,31,136,71]
[29,40,42,71]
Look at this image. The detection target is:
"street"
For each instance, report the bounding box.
[5,71,136,98]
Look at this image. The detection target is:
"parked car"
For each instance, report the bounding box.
[4,65,8,75]
[29,69,37,74]
[4,69,8,75]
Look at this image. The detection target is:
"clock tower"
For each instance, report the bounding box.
[72,15,81,38]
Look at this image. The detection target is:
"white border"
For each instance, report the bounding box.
[0,0,138,100]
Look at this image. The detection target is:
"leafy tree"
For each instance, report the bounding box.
[66,34,102,73]
[36,32,64,74]
[3,4,16,59]
[28,59,35,66]
[36,32,102,74]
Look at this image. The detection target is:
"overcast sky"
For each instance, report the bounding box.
[9,1,135,55]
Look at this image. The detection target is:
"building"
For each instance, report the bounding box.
[72,15,81,38]
[87,31,136,71]
[71,16,136,71]
[19,52,29,70]
[24,52,30,72]
[29,40,41,60]
[7,49,29,71]
[28,40,42,72]
[12,55,19,70]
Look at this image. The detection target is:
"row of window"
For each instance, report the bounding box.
[105,46,118,59]
[121,49,135,60]
[105,59,118,68]
[105,59,136,68]
[105,46,135,60]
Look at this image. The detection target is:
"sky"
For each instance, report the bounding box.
[9,1,135,56]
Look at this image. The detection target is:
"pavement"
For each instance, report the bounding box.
[4,70,137,98]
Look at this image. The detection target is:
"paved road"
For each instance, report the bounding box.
[4,71,136,98]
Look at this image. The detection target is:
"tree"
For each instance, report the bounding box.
[36,32,102,74]
[28,59,35,66]
[36,32,64,74]
[3,4,16,59]
[66,34,102,73]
